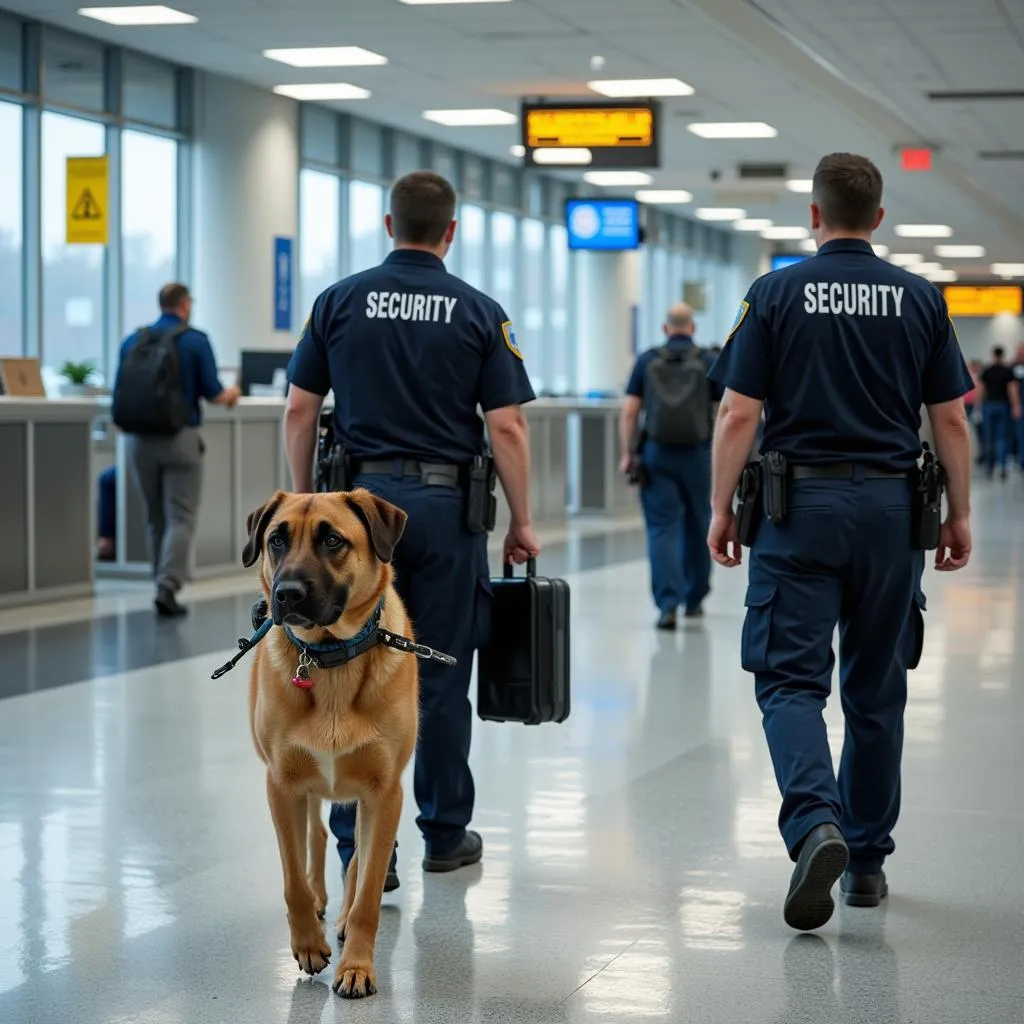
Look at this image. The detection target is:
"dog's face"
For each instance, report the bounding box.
[241,490,407,631]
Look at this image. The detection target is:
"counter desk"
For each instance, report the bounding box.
[1,395,633,603]
[0,398,97,608]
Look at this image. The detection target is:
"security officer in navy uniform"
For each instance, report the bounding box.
[707,153,973,931]
[284,171,540,887]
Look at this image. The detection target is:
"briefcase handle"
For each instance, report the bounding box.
[503,557,537,579]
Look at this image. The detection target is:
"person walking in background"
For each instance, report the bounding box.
[979,346,1020,480]
[619,303,721,629]
[112,283,240,616]
[963,360,982,464]
[1013,344,1024,470]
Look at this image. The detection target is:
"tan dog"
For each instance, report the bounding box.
[243,489,418,999]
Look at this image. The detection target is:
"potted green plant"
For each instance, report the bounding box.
[59,360,98,396]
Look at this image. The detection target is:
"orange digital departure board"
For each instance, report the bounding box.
[525,106,654,149]
[943,285,1023,317]
[520,100,660,168]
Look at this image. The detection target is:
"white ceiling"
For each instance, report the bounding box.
[8,0,1024,275]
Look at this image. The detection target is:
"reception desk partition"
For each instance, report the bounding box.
[0,396,635,605]
[0,399,97,608]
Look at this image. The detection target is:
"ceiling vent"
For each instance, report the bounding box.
[978,151,1024,160]
[737,163,788,180]
[927,90,1024,102]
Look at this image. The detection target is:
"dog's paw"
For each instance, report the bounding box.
[333,962,377,999]
[291,930,332,976]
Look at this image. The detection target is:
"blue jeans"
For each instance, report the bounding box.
[97,465,116,539]
[982,401,1012,471]
[744,475,924,874]
[639,440,712,614]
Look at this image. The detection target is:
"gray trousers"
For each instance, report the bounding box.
[125,428,203,593]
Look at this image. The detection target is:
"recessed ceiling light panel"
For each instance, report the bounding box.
[695,207,746,221]
[78,5,196,25]
[423,108,517,126]
[785,179,813,193]
[274,83,370,100]
[687,122,777,139]
[894,224,953,238]
[587,78,694,97]
[734,218,773,231]
[635,189,693,204]
[888,253,923,266]
[532,148,592,166]
[934,244,985,258]
[991,262,1024,277]
[582,171,653,186]
[263,47,387,67]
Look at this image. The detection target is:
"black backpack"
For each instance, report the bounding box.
[112,324,190,435]
[644,345,713,445]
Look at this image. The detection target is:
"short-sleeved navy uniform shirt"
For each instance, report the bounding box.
[708,239,973,470]
[117,313,224,427]
[288,250,535,463]
[626,333,724,404]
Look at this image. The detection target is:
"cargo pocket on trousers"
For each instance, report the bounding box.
[741,583,777,673]
[907,589,927,671]
[472,575,493,651]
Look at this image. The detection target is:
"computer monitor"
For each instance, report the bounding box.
[239,350,294,397]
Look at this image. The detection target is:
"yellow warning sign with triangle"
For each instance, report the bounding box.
[66,156,109,245]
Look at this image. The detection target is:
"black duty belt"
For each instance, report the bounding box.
[791,463,907,481]
[355,458,461,488]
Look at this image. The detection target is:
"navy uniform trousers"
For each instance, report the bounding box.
[329,468,490,862]
[742,472,926,875]
[640,439,713,614]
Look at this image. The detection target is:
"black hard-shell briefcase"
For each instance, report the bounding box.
[477,559,570,725]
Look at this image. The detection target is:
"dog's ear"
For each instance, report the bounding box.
[344,489,408,565]
[242,491,286,568]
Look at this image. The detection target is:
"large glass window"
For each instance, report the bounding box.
[0,101,22,356]
[299,169,341,316]
[458,204,486,290]
[122,130,178,340]
[490,211,517,319]
[548,223,570,394]
[520,218,545,382]
[348,179,384,273]
[123,53,178,128]
[43,29,106,112]
[42,112,106,374]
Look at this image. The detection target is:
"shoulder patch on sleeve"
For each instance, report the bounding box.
[298,313,310,342]
[948,315,959,343]
[727,300,750,341]
[502,320,523,360]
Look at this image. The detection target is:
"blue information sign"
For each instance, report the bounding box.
[565,199,640,251]
[273,236,293,332]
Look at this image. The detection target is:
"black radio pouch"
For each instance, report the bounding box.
[911,443,944,550]
[735,462,764,547]
[761,451,789,525]
[317,441,350,493]
[466,454,498,534]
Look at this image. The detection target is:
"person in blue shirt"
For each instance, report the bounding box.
[115,283,239,616]
[284,171,540,888]
[619,303,721,628]
[707,153,973,931]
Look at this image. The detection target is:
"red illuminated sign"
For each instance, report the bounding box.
[901,148,933,172]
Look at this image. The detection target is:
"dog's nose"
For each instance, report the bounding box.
[274,580,308,610]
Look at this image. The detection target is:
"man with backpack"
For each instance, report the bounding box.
[619,303,721,629]
[112,283,240,617]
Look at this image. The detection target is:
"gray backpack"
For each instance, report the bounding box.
[644,346,712,445]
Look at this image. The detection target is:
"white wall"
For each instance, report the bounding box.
[191,72,299,367]
[574,249,642,394]
[951,312,1024,363]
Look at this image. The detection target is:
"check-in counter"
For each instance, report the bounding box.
[95,399,291,579]
[0,394,631,602]
[0,398,96,607]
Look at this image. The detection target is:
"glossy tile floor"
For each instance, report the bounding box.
[2,487,1023,1024]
